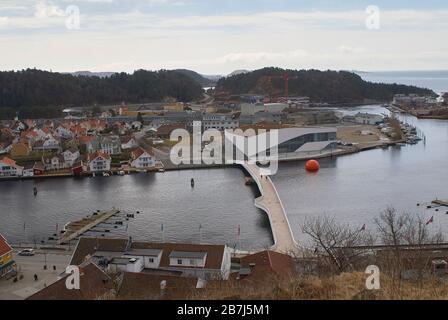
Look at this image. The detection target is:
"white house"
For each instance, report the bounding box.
[62,148,80,166]
[22,165,34,177]
[42,155,68,171]
[87,151,111,172]
[0,157,24,177]
[130,147,155,169]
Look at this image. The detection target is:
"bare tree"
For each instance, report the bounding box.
[301,216,373,274]
[375,208,445,293]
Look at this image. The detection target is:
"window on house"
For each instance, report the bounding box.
[177,259,183,265]
[148,258,154,263]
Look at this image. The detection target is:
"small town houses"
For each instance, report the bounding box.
[0,234,15,278]
[0,117,163,178]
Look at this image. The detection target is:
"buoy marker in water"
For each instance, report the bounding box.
[305,160,320,172]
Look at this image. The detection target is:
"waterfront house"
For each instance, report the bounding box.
[33,162,45,176]
[22,164,35,177]
[42,154,68,171]
[70,237,232,280]
[87,151,111,172]
[130,147,155,169]
[0,157,24,177]
[10,142,30,157]
[0,234,15,278]
[62,148,80,166]
[71,161,85,176]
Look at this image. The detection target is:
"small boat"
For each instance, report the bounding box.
[191,178,195,188]
[33,187,38,196]
[244,177,254,185]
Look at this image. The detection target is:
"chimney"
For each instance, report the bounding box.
[125,236,133,252]
[160,280,167,297]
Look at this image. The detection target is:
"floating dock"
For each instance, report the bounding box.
[58,208,120,244]
[432,199,448,207]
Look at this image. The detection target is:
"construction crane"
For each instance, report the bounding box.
[268,72,298,102]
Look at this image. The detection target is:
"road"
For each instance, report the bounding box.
[0,250,71,300]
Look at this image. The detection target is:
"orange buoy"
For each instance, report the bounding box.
[305,159,320,172]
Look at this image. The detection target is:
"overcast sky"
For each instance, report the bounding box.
[0,0,447,74]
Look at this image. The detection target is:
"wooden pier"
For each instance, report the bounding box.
[57,208,120,244]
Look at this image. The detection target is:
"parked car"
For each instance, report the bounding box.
[18,249,35,256]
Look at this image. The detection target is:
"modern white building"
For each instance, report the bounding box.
[226,126,338,160]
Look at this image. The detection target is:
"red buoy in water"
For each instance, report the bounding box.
[305,159,320,172]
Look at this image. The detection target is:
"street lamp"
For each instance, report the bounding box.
[43,252,47,270]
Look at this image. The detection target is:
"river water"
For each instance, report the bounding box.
[272,106,448,245]
[0,168,273,250]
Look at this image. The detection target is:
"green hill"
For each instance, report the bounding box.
[216,67,435,103]
[0,69,204,119]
